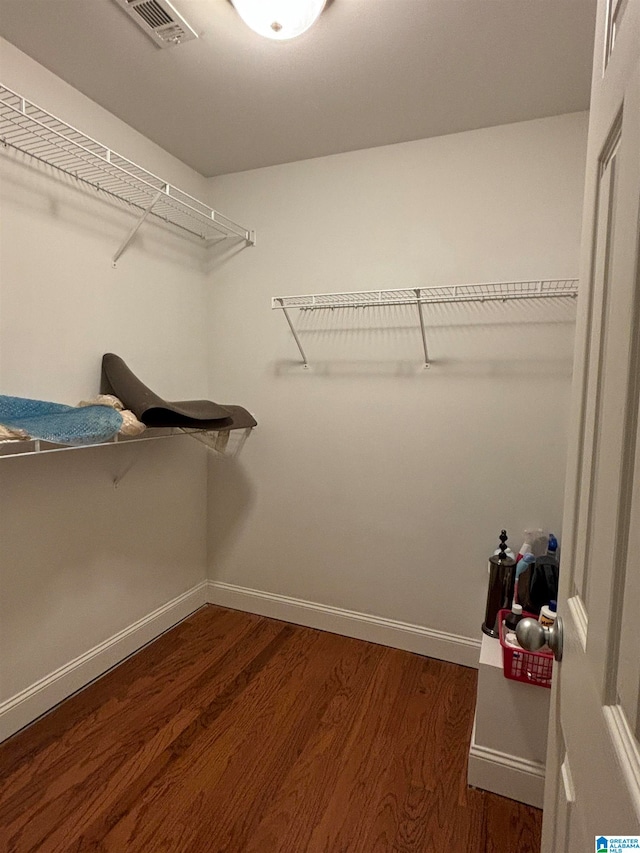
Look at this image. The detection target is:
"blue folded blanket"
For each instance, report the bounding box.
[0,395,123,446]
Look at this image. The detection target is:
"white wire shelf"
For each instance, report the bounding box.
[0,426,253,461]
[0,84,255,263]
[273,280,579,310]
[272,279,579,367]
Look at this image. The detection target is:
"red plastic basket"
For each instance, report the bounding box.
[498,609,553,688]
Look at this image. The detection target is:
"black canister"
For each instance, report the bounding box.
[482,530,516,637]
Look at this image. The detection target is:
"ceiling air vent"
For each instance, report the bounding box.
[113,0,198,48]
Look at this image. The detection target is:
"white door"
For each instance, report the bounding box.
[542,0,640,847]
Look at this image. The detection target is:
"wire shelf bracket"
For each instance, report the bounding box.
[0,84,256,264]
[272,279,579,368]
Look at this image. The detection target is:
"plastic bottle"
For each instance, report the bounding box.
[513,552,535,605]
[505,602,523,631]
[518,528,548,558]
[547,533,559,559]
[539,600,557,627]
[515,539,533,565]
[515,552,536,578]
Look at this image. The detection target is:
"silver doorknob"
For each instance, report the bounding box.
[516,616,563,662]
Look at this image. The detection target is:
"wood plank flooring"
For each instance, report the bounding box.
[0,605,542,852]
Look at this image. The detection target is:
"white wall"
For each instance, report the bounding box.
[0,41,211,724]
[204,113,588,647]
[0,35,589,737]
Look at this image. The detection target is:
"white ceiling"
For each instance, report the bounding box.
[0,0,596,177]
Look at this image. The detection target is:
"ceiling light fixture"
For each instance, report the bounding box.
[231,0,327,40]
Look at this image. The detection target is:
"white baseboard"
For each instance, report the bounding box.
[0,580,208,743]
[1,579,481,745]
[468,717,546,808]
[207,581,480,669]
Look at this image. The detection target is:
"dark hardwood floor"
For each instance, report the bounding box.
[0,605,542,852]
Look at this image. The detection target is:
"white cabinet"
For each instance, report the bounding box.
[468,633,551,808]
